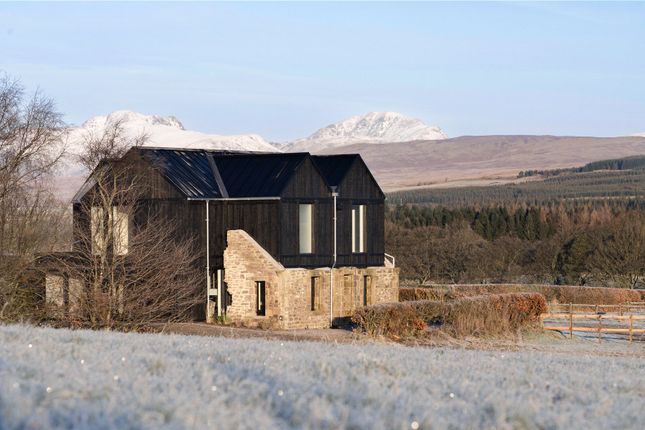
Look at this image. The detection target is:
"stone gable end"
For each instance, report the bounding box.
[224,229,399,329]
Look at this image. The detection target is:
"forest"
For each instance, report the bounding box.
[518,155,645,178]
[385,198,645,289]
[389,168,645,206]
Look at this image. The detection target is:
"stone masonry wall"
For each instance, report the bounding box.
[224,230,399,330]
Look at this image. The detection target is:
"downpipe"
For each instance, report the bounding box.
[330,189,338,327]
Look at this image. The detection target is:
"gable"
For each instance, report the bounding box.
[72,150,183,204]
[313,155,384,200]
[280,157,331,198]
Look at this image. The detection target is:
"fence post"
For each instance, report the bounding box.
[598,315,602,344]
[629,314,633,343]
[619,304,623,316]
[569,303,573,339]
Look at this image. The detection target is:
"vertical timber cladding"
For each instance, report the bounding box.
[333,156,385,268]
[279,157,334,268]
[208,200,281,269]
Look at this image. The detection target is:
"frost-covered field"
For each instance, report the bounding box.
[0,325,643,430]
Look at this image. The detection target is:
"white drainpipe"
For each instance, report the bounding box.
[330,188,338,327]
[205,200,211,323]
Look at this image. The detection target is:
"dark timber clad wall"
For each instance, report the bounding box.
[74,149,385,271]
[334,158,385,267]
[280,158,334,267]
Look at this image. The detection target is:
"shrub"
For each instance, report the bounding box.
[399,287,464,302]
[634,289,645,301]
[354,292,547,339]
[352,302,425,337]
[445,293,547,337]
[419,284,642,305]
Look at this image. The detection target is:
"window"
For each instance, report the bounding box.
[256,281,266,316]
[90,207,105,255]
[90,206,130,256]
[111,206,130,256]
[363,275,372,306]
[310,276,321,311]
[351,205,366,253]
[299,204,313,254]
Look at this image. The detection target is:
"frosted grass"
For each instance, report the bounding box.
[0,324,643,430]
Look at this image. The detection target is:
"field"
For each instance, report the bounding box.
[1,325,644,429]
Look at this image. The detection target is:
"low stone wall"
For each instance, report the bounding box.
[223,230,400,329]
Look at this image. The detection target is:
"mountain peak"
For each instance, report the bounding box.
[81,110,185,131]
[70,110,279,155]
[286,112,446,153]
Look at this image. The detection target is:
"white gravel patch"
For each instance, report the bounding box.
[0,324,643,430]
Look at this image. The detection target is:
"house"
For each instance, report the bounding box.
[54,147,399,329]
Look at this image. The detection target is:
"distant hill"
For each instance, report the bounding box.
[388,169,645,207]
[54,111,645,199]
[319,135,645,191]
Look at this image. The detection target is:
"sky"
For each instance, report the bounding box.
[1,1,644,141]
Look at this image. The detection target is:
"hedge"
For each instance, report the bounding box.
[401,284,642,305]
[353,292,547,338]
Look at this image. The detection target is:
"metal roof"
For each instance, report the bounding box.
[141,148,309,199]
[214,153,308,197]
[144,149,224,198]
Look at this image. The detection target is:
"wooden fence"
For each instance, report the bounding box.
[542,305,645,343]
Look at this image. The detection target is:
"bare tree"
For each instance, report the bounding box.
[76,115,147,172]
[54,121,201,329]
[0,74,67,320]
[589,214,645,289]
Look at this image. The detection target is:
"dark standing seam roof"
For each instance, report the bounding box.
[141,148,309,198]
[144,149,224,198]
[214,153,307,197]
[311,155,359,187]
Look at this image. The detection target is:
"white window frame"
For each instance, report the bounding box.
[299,203,314,254]
[351,204,366,253]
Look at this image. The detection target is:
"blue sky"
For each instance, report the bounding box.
[1,1,644,141]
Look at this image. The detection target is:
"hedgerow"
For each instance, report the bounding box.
[402,284,642,305]
[353,292,546,338]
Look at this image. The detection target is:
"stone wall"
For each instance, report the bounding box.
[223,230,399,330]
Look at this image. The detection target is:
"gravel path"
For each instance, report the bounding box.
[0,324,643,430]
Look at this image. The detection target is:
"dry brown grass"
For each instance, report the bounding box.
[353,292,546,339]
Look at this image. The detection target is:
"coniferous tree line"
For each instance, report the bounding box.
[390,169,645,206]
[518,155,645,178]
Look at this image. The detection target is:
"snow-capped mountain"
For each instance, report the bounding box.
[66,110,278,156]
[284,112,447,153]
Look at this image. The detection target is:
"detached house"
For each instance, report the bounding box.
[57,148,399,329]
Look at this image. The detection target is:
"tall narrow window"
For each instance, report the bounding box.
[91,206,130,255]
[351,205,366,253]
[256,281,266,316]
[363,275,372,306]
[91,207,105,255]
[310,276,321,311]
[111,206,130,256]
[299,204,313,254]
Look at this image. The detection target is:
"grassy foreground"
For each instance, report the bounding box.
[1,324,644,429]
